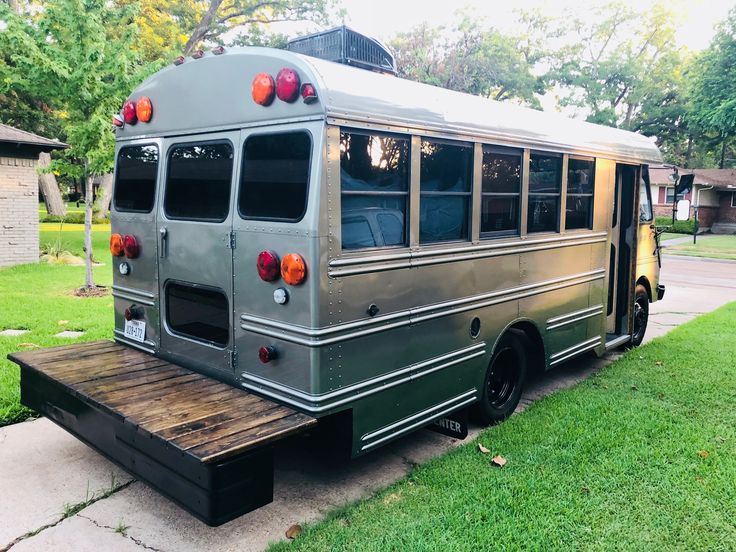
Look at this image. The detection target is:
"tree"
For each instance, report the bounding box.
[0,0,150,289]
[689,7,736,169]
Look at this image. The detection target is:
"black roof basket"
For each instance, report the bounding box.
[287,26,397,76]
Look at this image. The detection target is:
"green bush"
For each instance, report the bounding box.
[655,216,695,234]
[40,212,109,224]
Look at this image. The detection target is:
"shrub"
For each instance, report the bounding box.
[40,212,110,224]
[655,216,695,234]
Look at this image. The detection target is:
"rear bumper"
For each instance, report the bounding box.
[657,284,666,301]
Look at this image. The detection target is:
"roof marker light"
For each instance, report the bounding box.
[301,83,318,104]
[136,96,153,123]
[173,55,185,66]
[212,46,225,55]
[276,68,300,103]
[191,49,205,59]
[252,72,276,106]
[122,100,137,125]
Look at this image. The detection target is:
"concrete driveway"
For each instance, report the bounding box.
[1,254,734,552]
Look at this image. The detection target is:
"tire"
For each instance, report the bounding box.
[473,330,527,426]
[630,284,650,347]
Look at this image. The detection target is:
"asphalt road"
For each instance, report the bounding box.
[1,254,734,552]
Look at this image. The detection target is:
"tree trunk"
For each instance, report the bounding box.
[37,152,67,216]
[720,136,727,169]
[94,173,113,220]
[84,173,94,288]
[183,0,224,55]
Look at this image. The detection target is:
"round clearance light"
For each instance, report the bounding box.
[122,234,140,259]
[281,253,306,286]
[109,233,125,257]
[301,83,318,104]
[276,68,300,103]
[252,72,275,106]
[256,250,280,281]
[273,287,289,305]
[122,100,137,124]
[136,96,153,123]
[258,345,277,364]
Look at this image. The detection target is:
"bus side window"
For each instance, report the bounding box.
[639,166,654,222]
[566,157,595,230]
[419,139,473,243]
[481,146,522,237]
[527,153,562,233]
[340,130,409,250]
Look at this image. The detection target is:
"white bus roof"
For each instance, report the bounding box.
[119,47,662,164]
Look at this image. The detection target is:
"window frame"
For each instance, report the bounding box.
[527,150,563,234]
[113,143,159,214]
[565,155,596,231]
[164,280,230,349]
[237,129,313,223]
[639,168,654,222]
[339,128,411,252]
[479,144,523,239]
[419,137,474,244]
[163,138,235,224]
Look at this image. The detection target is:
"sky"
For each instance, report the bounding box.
[275,0,735,52]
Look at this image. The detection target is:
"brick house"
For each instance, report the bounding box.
[649,165,736,234]
[0,124,67,267]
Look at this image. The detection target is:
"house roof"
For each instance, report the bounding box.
[649,165,736,190]
[0,123,68,150]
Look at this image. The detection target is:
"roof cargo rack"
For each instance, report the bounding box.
[287,25,397,76]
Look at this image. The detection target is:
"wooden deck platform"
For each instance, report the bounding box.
[9,340,317,525]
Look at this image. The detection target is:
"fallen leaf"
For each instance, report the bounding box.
[715,436,725,443]
[19,343,40,349]
[491,455,507,468]
[603,385,609,389]
[580,485,590,494]
[285,524,302,539]
[655,361,663,366]
[630,384,638,391]
[58,320,69,325]
[697,450,709,459]
[695,476,703,482]
[478,443,491,454]
[383,492,402,505]
[658,393,665,400]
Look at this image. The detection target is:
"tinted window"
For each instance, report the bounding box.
[420,140,472,243]
[240,132,311,221]
[165,142,233,222]
[481,147,521,236]
[341,131,409,250]
[566,157,595,230]
[114,145,158,213]
[528,153,561,233]
[639,168,653,222]
[166,283,229,347]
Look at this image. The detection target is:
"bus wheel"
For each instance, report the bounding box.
[474,331,527,426]
[630,285,649,347]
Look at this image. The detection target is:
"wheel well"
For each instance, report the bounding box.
[507,321,545,374]
[636,276,652,302]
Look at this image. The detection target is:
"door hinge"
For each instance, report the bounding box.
[230,349,238,369]
[227,231,236,249]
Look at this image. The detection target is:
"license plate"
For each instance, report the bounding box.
[124,319,146,343]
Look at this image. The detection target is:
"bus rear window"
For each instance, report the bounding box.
[239,132,311,221]
[113,145,158,213]
[164,142,233,222]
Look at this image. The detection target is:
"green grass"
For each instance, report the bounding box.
[38,201,85,215]
[0,229,113,425]
[40,223,111,260]
[271,304,736,552]
[660,232,683,242]
[664,235,736,261]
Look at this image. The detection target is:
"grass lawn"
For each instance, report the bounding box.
[660,232,684,242]
[38,201,85,214]
[664,234,736,261]
[272,303,736,552]
[40,222,111,260]
[0,229,113,426]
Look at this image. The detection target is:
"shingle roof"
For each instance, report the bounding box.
[0,123,68,149]
[649,165,736,189]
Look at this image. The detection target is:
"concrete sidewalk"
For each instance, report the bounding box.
[2,256,734,552]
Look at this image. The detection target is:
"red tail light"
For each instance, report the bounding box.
[252,72,275,106]
[259,346,277,363]
[301,83,318,104]
[110,233,124,256]
[123,234,139,258]
[256,250,280,281]
[276,68,300,103]
[136,96,153,123]
[122,100,137,124]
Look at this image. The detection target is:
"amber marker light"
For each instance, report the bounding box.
[110,233,124,257]
[252,72,275,106]
[281,253,306,286]
[136,96,153,123]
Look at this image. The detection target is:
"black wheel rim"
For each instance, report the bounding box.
[633,298,648,342]
[486,346,518,409]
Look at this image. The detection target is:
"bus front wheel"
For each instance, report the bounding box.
[473,331,527,426]
[630,285,650,347]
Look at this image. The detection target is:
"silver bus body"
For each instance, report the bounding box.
[111,47,663,456]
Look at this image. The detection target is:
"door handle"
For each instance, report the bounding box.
[159,227,168,258]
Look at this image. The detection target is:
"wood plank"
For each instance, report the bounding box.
[92,373,208,404]
[39,346,147,376]
[12,341,118,367]
[72,365,185,394]
[66,359,172,386]
[191,413,317,463]
[123,386,249,425]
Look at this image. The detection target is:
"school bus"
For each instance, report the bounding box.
[10,44,664,525]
